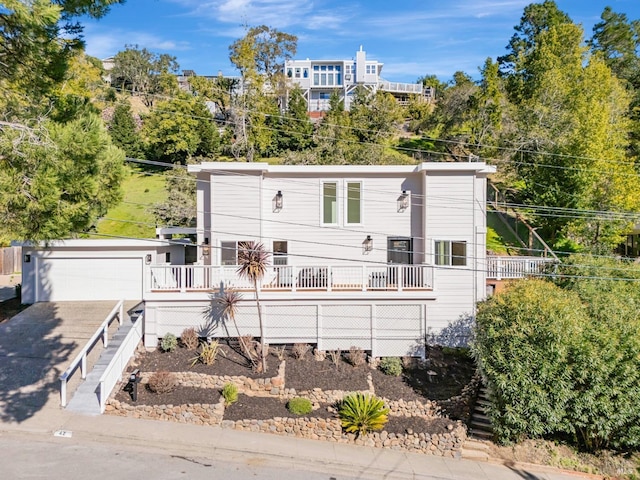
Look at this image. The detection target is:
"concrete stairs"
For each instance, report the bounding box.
[469,387,494,441]
[65,308,141,416]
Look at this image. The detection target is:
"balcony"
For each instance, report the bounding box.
[487,255,556,280]
[149,264,434,293]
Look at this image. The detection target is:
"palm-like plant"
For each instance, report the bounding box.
[216,289,256,368]
[237,241,270,372]
[338,393,389,437]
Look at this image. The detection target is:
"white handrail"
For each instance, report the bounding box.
[59,300,124,407]
[98,310,144,413]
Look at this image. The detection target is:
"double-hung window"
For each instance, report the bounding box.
[434,241,467,266]
[322,182,338,225]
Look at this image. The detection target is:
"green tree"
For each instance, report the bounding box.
[277,85,313,151]
[350,87,403,144]
[111,45,179,106]
[228,25,297,161]
[109,101,145,158]
[0,113,125,240]
[142,94,219,164]
[151,163,196,228]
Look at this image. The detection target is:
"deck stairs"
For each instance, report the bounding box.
[65,305,142,415]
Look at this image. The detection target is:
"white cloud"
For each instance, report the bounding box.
[83,25,191,59]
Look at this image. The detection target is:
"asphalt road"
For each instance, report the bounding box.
[0,434,382,480]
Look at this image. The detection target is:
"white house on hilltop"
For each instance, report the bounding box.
[21,161,495,356]
[284,46,434,114]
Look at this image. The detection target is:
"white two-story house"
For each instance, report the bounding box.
[21,161,495,356]
[284,46,433,114]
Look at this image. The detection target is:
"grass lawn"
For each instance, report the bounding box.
[96,167,166,239]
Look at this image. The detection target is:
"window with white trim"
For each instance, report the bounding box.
[346,181,362,224]
[322,182,338,224]
[272,241,288,266]
[221,240,251,265]
[434,241,467,266]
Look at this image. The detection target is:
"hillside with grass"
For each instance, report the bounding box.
[96,167,166,239]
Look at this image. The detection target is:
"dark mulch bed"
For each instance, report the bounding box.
[285,356,370,391]
[114,385,221,406]
[223,394,335,422]
[384,416,455,435]
[132,341,280,378]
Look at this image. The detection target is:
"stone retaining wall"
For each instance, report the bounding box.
[107,360,467,457]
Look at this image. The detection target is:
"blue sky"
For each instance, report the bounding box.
[82,0,640,83]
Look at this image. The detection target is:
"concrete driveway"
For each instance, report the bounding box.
[0,301,122,424]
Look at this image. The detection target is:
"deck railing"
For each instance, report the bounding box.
[60,300,123,407]
[149,264,434,293]
[98,310,143,413]
[487,256,555,280]
[379,80,423,95]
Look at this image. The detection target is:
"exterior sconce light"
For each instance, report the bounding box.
[364,235,373,253]
[145,254,152,265]
[398,190,409,212]
[202,238,210,257]
[274,190,283,211]
[24,254,31,263]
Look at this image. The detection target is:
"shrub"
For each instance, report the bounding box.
[347,346,366,366]
[272,345,287,361]
[287,397,313,416]
[379,357,403,376]
[147,370,176,394]
[160,333,178,352]
[191,339,224,366]
[328,349,341,366]
[339,393,389,436]
[221,382,238,406]
[180,327,199,350]
[291,343,310,360]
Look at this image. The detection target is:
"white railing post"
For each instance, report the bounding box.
[327,266,332,292]
[362,266,367,291]
[103,325,108,347]
[60,379,67,408]
[180,266,186,292]
[118,301,123,326]
[497,258,503,281]
[292,266,297,292]
[398,265,403,292]
[81,353,87,379]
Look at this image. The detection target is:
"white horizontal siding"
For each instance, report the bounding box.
[425,173,474,240]
[211,174,262,248]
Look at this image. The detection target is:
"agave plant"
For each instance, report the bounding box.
[338,393,389,436]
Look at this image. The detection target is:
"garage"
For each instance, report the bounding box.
[34,257,144,302]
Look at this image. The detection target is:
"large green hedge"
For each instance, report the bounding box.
[473,257,640,451]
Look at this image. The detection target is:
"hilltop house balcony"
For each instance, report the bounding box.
[149,264,434,294]
[486,255,556,280]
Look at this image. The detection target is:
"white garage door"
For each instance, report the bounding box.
[36,257,143,301]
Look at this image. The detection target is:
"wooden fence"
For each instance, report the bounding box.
[0,247,21,275]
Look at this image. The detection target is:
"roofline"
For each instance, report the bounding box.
[20,239,174,248]
[188,162,496,175]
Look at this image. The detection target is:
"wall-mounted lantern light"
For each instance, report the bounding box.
[24,254,31,263]
[145,254,152,265]
[202,237,210,257]
[274,190,283,212]
[398,190,410,212]
[363,235,373,253]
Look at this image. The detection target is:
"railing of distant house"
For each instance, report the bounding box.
[98,310,144,413]
[149,264,434,292]
[59,300,124,407]
[379,80,423,94]
[487,256,555,280]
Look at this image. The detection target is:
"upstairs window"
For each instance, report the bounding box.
[346,182,362,224]
[322,182,338,224]
[221,240,251,265]
[273,241,288,266]
[434,241,467,266]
